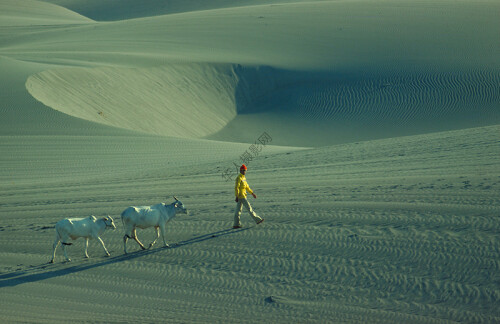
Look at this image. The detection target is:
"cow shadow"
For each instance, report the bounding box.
[0,227,250,288]
[173,227,250,248]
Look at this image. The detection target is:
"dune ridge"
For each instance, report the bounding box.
[3,1,499,70]
[1,0,495,145]
[0,0,93,26]
[41,0,329,21]
[27,64,500,143]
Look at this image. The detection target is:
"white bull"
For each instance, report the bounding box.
[121,197,188,254]
[50,215,116,263]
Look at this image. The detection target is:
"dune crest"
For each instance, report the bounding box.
[42,0,327,21]
[27,63,500,144]
[3,1,499,70]
[0,0,93,26]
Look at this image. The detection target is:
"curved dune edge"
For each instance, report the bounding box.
[11,0,500,144]
[208,67,500,146]
[26,63,500,144]
[5,1,499,71]
[0,0,93,26]
[26,64,240,138]
[41,0,324,21]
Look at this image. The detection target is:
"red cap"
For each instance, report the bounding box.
[240,164,247,171]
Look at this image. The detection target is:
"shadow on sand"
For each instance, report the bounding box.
[0,227,250,288]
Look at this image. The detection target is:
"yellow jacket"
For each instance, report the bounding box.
[235,173,253,199]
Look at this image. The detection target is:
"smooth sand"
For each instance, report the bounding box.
[1,0,499,323]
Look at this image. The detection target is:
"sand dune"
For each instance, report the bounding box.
[28,65,500,142]
[0,0,93,26]
[3,1,499,69]
[209,67,500,145]
[42,0,328,21]
[2,0,498,144]
[26,64,240,138]
[1,125,499,323]
[1,0,499,323]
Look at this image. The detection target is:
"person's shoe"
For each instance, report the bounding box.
[233,225,242,229]
[257,219,265,225]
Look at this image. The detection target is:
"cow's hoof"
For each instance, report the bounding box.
[49,260,54,264]
[164,244,170,248]
[105,253,110,257]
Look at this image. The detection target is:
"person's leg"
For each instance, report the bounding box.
[233,200,243,227]
[241,198,263,224]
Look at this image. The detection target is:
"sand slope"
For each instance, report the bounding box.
[4,1,499,69]
[26,64,240,138]
[2,0,498,144]
[208,67,500,146]
[41,0,330,21]
[1,125,499,323]
[25,64,500,144]
[0,0,499,323]
[0,0,93,26]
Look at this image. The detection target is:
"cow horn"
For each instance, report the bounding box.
[173,196,178,201]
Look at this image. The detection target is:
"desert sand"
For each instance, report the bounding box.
[1,0,499,323]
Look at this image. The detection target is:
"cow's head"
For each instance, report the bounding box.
[172,196,188,215]
[104,215,117,229]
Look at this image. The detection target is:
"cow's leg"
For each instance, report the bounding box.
[123,224,131,254]
[149,226,160,249]
[160,225,170,248]
[61,242,71,262]
[123,233,129,254]
[97,236,110,257]
[84,238,89,258]
[51,237,60,263]
[58,232,72,262]
[132,228,146,250]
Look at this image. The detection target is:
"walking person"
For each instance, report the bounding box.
[233,164,264,229]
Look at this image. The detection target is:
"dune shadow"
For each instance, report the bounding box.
[213,65,500,147]
[0,227,250,288]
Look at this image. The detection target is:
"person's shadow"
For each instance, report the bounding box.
[0,227,250,288]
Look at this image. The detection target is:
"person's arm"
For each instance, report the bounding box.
[235,177,241,202]
[246,183,257,198]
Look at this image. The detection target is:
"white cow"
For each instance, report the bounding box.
[51,215,116,263]
[121,196,188,254]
